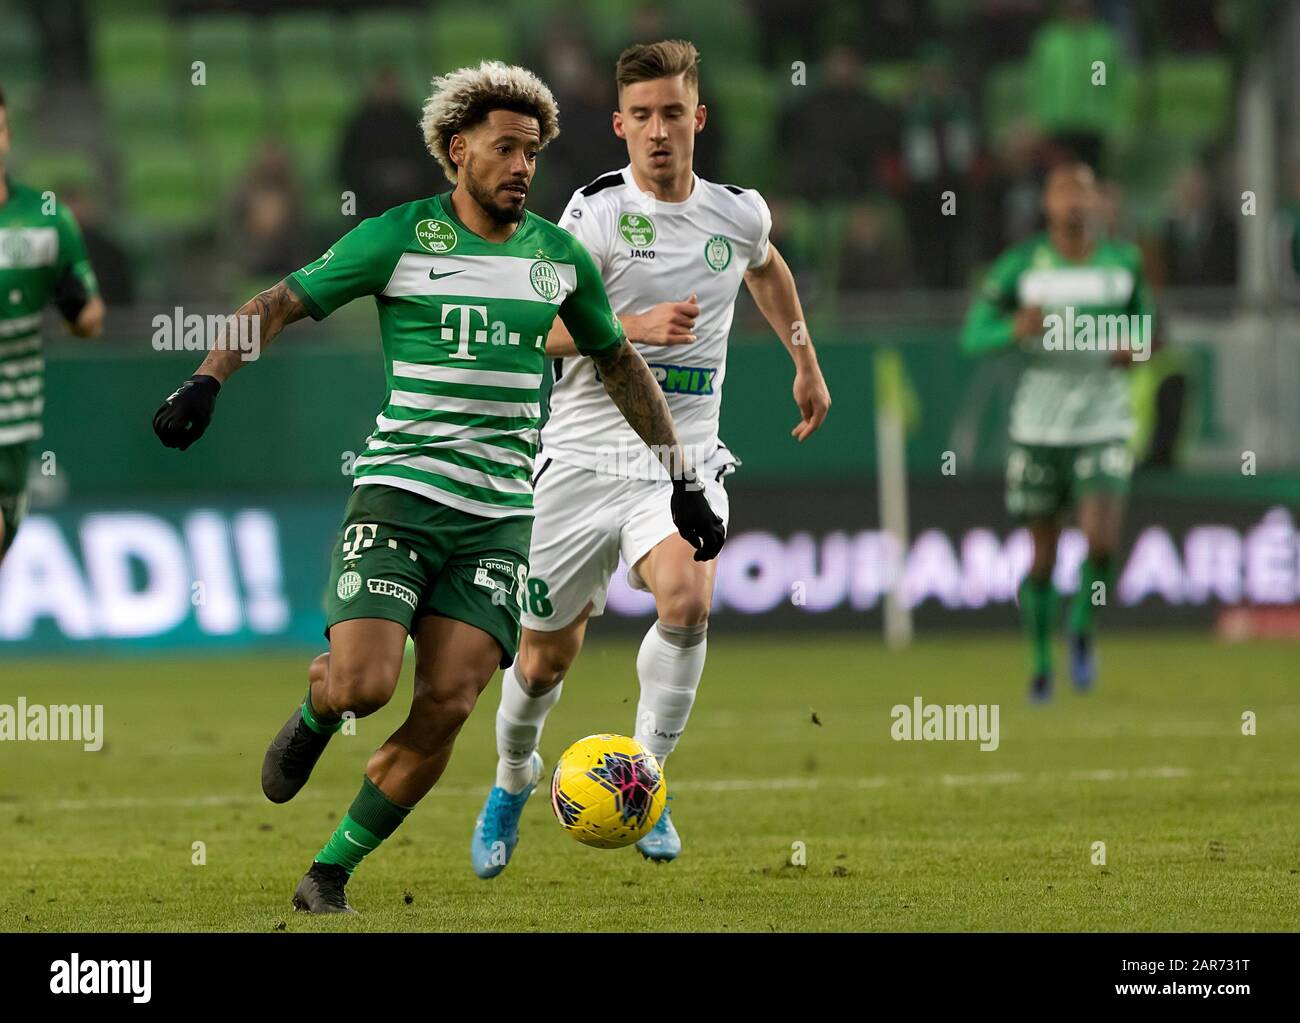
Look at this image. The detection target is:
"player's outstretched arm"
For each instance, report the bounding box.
[590,339,726,560]
[543,298,700,357]
[152,279,309,451]
[744,244,830,441]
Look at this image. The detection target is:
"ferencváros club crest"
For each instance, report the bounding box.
[529,260,561,300]
[618,212,656,247]
[415,219,458,254]
[704,235,732,272]
[336,570,361,602]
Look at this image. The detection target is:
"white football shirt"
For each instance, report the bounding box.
[540,165,772,480]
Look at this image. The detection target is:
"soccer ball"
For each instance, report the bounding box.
[550,734,667,849]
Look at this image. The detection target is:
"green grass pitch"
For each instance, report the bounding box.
[2,633,1297,931]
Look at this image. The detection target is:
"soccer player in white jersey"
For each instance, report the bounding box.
[471,40,831,875]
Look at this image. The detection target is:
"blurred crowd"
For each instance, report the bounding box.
[9,0,1294,307]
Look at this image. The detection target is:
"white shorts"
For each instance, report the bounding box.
[521,457,732,631]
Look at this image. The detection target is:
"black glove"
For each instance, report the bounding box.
[52,266,91,323]
[153,375,221,450]
[671,472,726,561]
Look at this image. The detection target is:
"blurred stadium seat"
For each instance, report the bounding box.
[184,13,258,75]
[268,12,343,72]
[0,3,41,93]
[1153,55,1231,144]
[1,0,1283,326]
[93,14,176,88]
[195,77,270,192]
[428,9,518,72]
[711,68,779,192]
[981,62,1027,145]
[355,10,426,86]
[121,140,213,234]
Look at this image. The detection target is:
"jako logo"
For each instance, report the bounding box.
[50,955,151,1003]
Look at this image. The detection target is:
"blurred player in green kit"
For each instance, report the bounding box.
[0,84,105,565]
[962,162,1154,701]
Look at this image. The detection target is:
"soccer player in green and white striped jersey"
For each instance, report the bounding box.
[962,162,1153,702]
[152,62,724,913]
[0,84,105,564]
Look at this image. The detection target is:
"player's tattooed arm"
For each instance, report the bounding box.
[194,279,310,384]
[153,280,309,450]
[590,339,689,479]
[592,339,725,559]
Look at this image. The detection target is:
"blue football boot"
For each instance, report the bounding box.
[1069,632,1096,692]
[471,751,543,879]
[636,796,681,862]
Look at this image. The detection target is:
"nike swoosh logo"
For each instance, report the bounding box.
[428,268,465,281]
[343,830,375,850]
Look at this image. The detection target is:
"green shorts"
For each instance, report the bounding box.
[323,483,532,668]
[0,442,30,556]
[1005,440,1132,520]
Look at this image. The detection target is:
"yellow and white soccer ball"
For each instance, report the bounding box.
[550,734,667,849]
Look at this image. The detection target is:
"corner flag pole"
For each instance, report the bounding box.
[874,349,916,648]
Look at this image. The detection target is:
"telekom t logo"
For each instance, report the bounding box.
[439,303,544,359]
[342,523,378,561]
[441,304,489,360]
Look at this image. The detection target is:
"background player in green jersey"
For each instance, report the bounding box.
[961,162,1154,701]
[152,62,724,913]
[0,84,104,564]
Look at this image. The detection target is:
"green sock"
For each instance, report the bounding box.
[301,689,342,736]
[1069,557,1113,636]
[316,777,412,875]
[1019,576,1057,677]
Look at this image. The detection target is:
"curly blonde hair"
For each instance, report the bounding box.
[420,61,561,184]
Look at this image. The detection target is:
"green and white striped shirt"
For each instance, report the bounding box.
[288,193,624,519]
[0,178,99,447]
[960,233,1155,446]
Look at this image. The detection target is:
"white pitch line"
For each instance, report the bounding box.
[28,766,1196,813]
[940,771,1025,786]
[940,765,1194,787]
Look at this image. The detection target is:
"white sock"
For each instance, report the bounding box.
[495,662,563,793]
[634,620,707,768]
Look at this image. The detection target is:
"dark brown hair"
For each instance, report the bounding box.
[615,40,700,95]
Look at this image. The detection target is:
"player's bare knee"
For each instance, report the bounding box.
[517,640,571,692]
[329,662,397,717]
[308,652,329,686]
[655,588,711,627]
[409,685,478,746]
